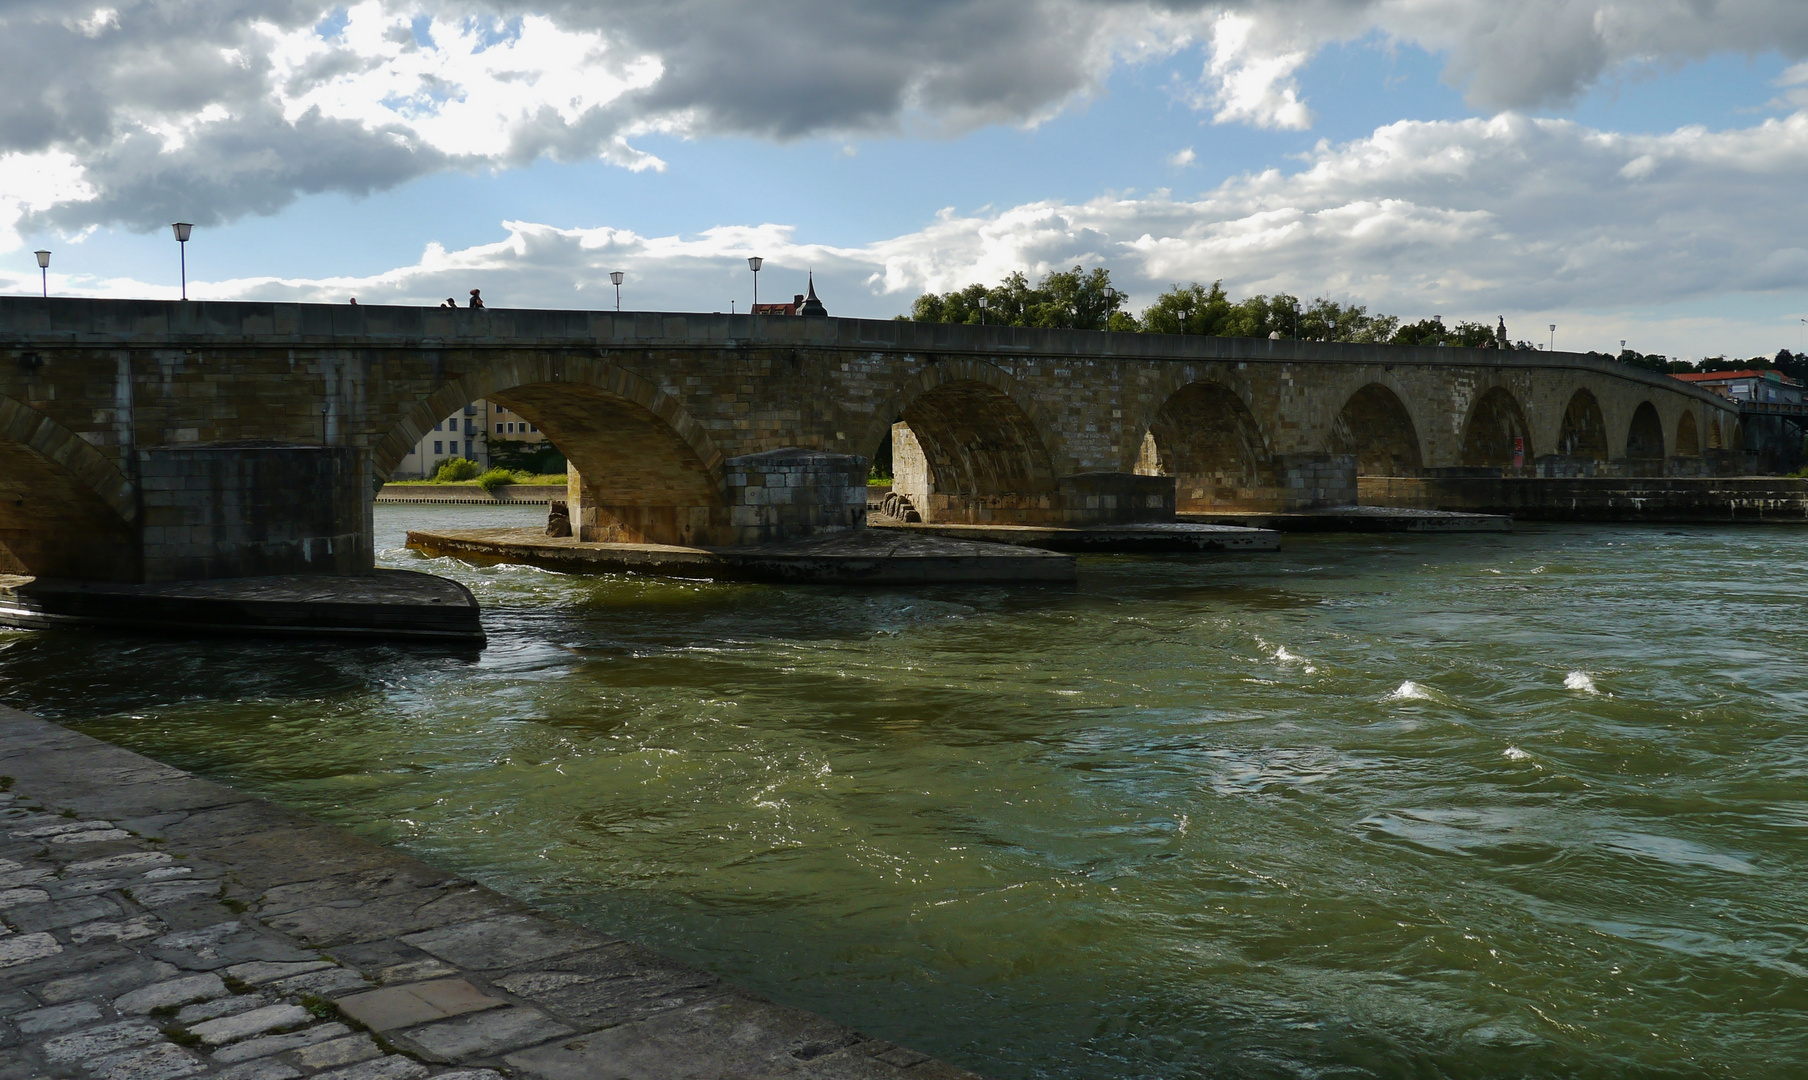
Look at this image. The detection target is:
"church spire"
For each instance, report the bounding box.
[799,271,827,317]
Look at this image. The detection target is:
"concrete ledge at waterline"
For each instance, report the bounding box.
[0,569,484,643]
[870,518,1283,552]
[1179,505,1512,533]
[1361,476,1808,522]
[407,526,1076,584]
[0,706,985,1080]
[377,484,566,505]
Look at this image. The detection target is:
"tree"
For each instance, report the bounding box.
[904,266,1128,331]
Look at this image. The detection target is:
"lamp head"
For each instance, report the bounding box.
[747,256,762,272]
[610,271,624,286]
[171,222,193,243]
[977,296,987,308]
[34,250,49,269]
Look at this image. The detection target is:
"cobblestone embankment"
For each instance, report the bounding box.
[0,707,979,1080]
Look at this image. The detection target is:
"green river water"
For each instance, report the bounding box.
[4,504,1807,1079]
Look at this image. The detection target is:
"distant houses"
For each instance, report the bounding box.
[1672,369,1803,406]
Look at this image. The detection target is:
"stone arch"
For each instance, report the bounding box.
[867,360,1062,524]
[1624,402,1665,459]
[377,356,723,495]
[1707,416,1724,450]
[1675,411,1700,456]
[1556,389,1609,460]
[1460,387,1533,470]
[1329,383,1422,476]
[377,356,728,544]
[860,359,1060,477]
[0,397,139,580]
[1137,380,1275,509]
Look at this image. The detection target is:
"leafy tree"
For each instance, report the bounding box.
[905,267,1129,331]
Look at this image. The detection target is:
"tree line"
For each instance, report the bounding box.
[903,266,1511,348]
[904,266,1797,374]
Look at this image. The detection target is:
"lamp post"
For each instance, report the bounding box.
[171,223,194,300]
[33,251,49,298]
[1549,323,1556,352]
[747,256,762,313]
[610,271,624,312]
[978,295,988,325]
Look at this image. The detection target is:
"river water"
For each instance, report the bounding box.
[4,504,1806,1079]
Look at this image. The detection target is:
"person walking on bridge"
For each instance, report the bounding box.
[468,289,485,310]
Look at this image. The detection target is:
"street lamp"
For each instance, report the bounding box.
[978,295,988,325]
[747,256,762,312]
[33,251,49,298]
[1549,323,1557,352]
[171,223,194,300]
[610,270,624,312]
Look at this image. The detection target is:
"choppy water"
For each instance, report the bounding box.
[4,505,1808,1079]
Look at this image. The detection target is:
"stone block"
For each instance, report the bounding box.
[311,1057,428,1080]
[401,914,598,972]
[216,1060,302,1080]
[394,1005,573,1064]
[292,1032,382,1069]
[187,1002,312,1045]
[336,978,506,1032]
[39,957,179,1003]
[209,1021,351,1064]
[17,1000,104,1034]
[88,1040,206,1080]
[41,1020,162,1064]
[115,972,227,1014]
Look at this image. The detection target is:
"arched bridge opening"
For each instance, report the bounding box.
[1557,389,1609,464]
[1624,402,1665,473]
[382,357,867,549]
[1461,388,1533,473]
[1330,384,1422,477]
[1137,381,1276,511]
[883,373,1068,525]
[1675,412,1700,457]
[0,399,138,581]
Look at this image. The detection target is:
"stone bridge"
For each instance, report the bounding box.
[0,298,1739,582]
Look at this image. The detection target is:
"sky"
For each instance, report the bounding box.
[3,1,1808,360]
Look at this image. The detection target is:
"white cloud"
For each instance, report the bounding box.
[13,103,1803,361]
[1170,147,1198,167]
[4,1,1806,240]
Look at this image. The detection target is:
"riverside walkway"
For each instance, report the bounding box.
[0,707,976,1080]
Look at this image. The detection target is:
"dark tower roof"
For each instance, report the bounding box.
[798,272,827,317]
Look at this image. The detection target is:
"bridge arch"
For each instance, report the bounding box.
[1707,416,1724,450]
[867,360,1061,522]
[1329,383,1422,476]
[378,356,728,543]
[1675,411,1700,456]
[376,356,724,490]
[0,396,139,580]
[1625,401,1665,460]
[1136,379,1275,509]
[1556,389,1610,461]
[1460,387,1534,469]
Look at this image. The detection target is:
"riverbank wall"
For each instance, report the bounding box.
[376,485,565,506]
[1359,476,1808,522]
[0,706,979,1079]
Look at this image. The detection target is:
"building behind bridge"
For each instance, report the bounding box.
[393,399,551,478]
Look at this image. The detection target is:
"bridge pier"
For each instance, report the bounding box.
[569,448,867,548]
[138,445,371,581]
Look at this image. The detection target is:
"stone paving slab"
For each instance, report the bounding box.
[0,705,985,1080]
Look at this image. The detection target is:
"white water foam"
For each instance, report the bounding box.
[1503,747,1532,761]
[1385,680,1432,702]
[1565,671,1598,694]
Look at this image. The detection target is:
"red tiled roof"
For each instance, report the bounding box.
[1671,370,1796,384]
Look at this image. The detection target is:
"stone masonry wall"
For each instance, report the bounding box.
[0,299,1744,579]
